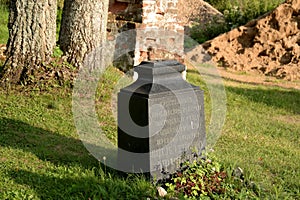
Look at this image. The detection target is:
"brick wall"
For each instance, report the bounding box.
[136,0,184,64]
[108,0,184,69]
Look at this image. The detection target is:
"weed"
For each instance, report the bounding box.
[164,154,259,199]
[52,46,63,58]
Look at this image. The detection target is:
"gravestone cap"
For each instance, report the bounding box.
[121,60,192,97]
[136,60,186,74]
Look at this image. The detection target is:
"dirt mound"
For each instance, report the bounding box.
[202,0,300,81]
[178,0,225,30]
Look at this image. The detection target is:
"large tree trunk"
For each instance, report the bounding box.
[1,0,57,85]
[59,0,109,68]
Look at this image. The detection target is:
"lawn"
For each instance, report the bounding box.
[0,68,156,199]
[0,1,299,199]
[0,4,8,44]
[0,66,299,199]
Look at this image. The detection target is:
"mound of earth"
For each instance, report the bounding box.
[178,0,224,24]
[178,0,225,33]
[201,0,300,81]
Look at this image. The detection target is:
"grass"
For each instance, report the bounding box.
[216,84,300,198]
[0,77,156,199]
[0,0,299,199]
[0,66,299,199]
[187,69,300,199]
[95,66,125,145]
[0,4,8,44]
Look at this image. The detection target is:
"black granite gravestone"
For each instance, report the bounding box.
[118,60,205,180]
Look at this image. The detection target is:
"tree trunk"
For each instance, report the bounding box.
[59,0,109,68]
[1,0,57,85]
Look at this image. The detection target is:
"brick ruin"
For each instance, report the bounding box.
[108,0,184,70]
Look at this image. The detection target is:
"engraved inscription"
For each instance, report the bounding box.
[149,90,205,176]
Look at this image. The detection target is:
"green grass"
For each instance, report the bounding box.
[95,67,125,145]
[0,79,156,199]
[0,66,299,199]
[0,0,299,198]
[0,4,8,44]
[216,85,300,199]
[188,69,300,199]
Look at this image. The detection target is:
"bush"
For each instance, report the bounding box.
[190,21,229,44]
[205,0,284,28]
[188,0,284,43]
[164,155,260,199]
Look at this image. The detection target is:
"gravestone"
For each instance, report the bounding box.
[118,60,205,180]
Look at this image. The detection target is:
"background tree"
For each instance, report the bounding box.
[1,0,57,85]
[59,0,109,68]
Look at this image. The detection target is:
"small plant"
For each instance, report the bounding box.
[165,155,259,199]
[52,46,63,58]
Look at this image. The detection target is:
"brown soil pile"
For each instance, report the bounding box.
[202,0,300,81]
[178,0,224,29]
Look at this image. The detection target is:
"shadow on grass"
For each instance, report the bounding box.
[0,118,153,199]
[226,85,300,114]
[188,66,300,115]
[7,168,152,199]
[8,168,104,199]
[0,117,99,168]
[9,170,153,199]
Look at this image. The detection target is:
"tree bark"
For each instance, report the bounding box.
[59,0,109,68]
[1,0,57,85]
